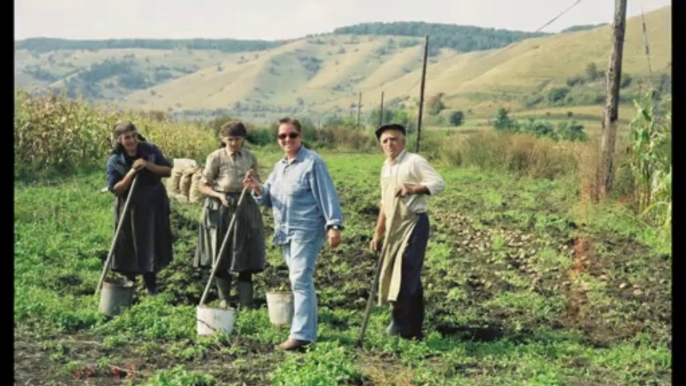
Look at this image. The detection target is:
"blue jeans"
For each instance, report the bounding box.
[281,233,325,342]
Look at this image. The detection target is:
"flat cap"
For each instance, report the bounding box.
[375,123,406,140]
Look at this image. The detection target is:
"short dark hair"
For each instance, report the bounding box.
[219,120,247,138]
[277,117,302,133]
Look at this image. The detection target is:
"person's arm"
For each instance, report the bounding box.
[244,168,274,208]
[107,156,137,197]
[396,156,445,197]
[415,156,445,195]
[308,158,343,248]
[136,145,172,177]
[199,152,230,206]
[369,203,386,252]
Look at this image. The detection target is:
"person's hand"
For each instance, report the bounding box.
[327,229,341,248]
[369,235,382,253]
[126,167,138,178]
[395,183,416,197]
[242,169,261,193]
[132,158,149,171]
[218,194,229,207]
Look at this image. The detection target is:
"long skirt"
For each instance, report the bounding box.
[193,193,266,274]
[111,182,173,275]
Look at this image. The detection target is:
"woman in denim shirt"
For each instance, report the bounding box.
[105,121,173,294]
[243,117,343,351]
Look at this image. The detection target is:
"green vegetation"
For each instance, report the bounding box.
[333,22,549,53]
[14,89,671,384]
[16,37,285,53]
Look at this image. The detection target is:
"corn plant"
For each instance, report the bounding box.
[626,90,671,231]
[14,89,217,176]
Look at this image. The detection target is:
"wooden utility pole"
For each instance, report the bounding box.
[415,35,429,153]
[379,91,385,127]
[596,0,627,200]
[356,92,362,129]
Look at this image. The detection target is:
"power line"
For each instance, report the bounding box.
[427,0,585,88]
[384,0,585,101]
[534,0,583,33]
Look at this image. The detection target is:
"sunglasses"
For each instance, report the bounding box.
[277,132,300,140]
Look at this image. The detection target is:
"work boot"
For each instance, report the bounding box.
[215,276,232,308]
[237,281,254,309]
[143,273,158,295]
[276,338,310,351]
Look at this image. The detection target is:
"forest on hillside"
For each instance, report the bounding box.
[16,37,285,53]
[332,22,549,52]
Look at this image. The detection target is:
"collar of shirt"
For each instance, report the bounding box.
[226,148,242,157]
[280,145,306,165]
[384,149,408,167]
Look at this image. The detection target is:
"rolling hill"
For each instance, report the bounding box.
[14,6,671,125]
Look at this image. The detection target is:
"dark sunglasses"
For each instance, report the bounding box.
[277,132,300,140]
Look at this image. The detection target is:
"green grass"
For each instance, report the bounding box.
[14,151,671,385]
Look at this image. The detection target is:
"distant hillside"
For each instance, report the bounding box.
[16,37,285,53]
[332,22,549,53]
[14,6,671,125]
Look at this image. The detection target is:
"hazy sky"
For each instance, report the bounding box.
[15,0,671,41]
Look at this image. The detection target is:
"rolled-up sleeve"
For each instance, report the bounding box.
[201,152,219,186]
[151,145,172,167]
[414,156,445,196]
[309,158,344,230]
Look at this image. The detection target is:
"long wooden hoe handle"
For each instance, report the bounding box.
[356,245,386,348]
[198,186,249,307]
[357,196,401,347]
[95,174,139,296]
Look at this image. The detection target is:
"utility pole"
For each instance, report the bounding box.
[356,92,362,129]
[596,0,627,201]
[379,91,384,127]
[415,35,429,153]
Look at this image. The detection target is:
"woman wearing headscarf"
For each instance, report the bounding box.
[194,120,266,309]
[105,121,174,294]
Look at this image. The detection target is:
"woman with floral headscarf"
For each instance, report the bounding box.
[105,121,174,294]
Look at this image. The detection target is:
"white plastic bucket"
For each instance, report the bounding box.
[196,306,237,336]
[266,292,294,326]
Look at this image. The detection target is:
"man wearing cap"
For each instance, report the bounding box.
[369,123,445,340]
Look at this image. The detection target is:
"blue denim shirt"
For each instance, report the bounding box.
[253,146,343,245]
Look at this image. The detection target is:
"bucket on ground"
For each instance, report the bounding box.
[99,279,134,317]
[196,306,237,336]
[266,291,294,325]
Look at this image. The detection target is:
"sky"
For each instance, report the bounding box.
[15,0,671,41]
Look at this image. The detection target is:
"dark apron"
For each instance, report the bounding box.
[193,193,266,273]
